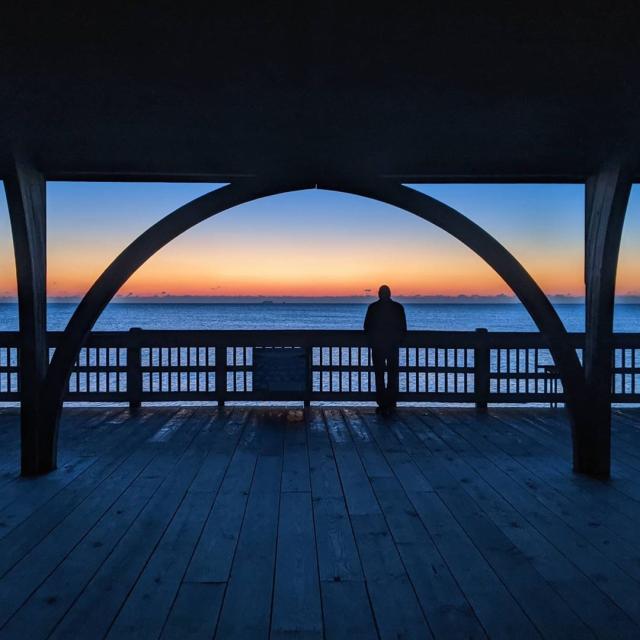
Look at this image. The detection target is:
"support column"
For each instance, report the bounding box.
[4,161,51,475]
[579,163,631,476]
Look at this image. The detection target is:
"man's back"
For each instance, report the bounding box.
[364,298,407,345]
[364,285,407,411]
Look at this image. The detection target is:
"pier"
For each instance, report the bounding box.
[0,406,640,638]
[2,3,640,636]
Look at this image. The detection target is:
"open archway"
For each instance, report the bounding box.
[37,177,587,473]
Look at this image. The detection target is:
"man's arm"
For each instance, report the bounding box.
[399,305,407,333]
[364,305,372,333]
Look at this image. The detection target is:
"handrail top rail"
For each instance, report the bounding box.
[0,329,639,349]
[0,329,578,350]
[0,329,639,337]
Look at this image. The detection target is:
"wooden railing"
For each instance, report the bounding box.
[0,329,639,406]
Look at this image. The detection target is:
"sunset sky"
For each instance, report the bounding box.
[0,182,638,299]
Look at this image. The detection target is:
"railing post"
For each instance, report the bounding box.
[304,344,312,408]
[474,328,489,411]
[127,327,142,410]
[215,344,227,407]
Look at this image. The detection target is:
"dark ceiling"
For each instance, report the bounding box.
[1,3,639,182]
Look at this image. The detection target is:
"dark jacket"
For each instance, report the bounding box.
[364,299,407,348]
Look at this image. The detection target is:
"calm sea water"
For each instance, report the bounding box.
[0,302,639,332]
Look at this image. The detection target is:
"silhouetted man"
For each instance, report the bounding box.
[364,285,407,413]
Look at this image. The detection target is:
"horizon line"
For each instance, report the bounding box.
[1,294,640,304]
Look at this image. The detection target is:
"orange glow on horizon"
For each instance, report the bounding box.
[2,234,638,298]
[1,182,638,300]
[0,259,611,298]
[4,243,639,298]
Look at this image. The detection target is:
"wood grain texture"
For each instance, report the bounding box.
[0,406,638,638]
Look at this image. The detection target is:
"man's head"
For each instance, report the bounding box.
[378,285,391,300]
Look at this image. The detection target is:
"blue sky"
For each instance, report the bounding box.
[0,181,638,298]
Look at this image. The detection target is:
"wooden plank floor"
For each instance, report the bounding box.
[0,406,639,639]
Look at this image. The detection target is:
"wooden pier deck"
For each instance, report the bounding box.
[0,406,639,639]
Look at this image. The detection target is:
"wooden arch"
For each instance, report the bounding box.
[38,177,587,473]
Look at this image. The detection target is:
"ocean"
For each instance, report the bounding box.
[0,302,639,333]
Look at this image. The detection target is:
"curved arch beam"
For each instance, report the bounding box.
[322,179,588,468]
[39,176,586,474]
[39,179,314,471]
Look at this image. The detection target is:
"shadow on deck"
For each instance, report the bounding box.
[0,406,639,639]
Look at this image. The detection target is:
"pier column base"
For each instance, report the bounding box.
[578,163,631,478]
[5,159,52,475]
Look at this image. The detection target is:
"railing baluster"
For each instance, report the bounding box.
[215,344,227,407]
[244,346,248,392]
[127,327,142,409]
[474,328,489,410]
[304,343,312,407]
